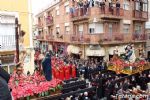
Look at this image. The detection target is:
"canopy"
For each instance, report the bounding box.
[86,47,105,56]
[67,45,80,54]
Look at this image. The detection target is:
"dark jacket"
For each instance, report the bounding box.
[42,53,52,81]
[0,74,12,100]
[0,67,10,83]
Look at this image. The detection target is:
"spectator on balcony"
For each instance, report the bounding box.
[140,0,143,11]
[116,0,120,16]
[100,0,105,14]
[70,5,75,17]
[108,0,113,15]
[83,0,89,15]
[78,0,84,16]
[89,0,94,7]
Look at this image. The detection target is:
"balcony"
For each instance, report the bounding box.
[46,16,53,26]
[41,33,147,44]
[45,34,54,41]
[70,34,102,44]
[132,33,147,42]
[70,8,90,21]
[99,6,124,20]
[35,35,44,40]
[100,33,147,44]
[133,10,148,21]
[0,35,16,51]
[38,22,43,29]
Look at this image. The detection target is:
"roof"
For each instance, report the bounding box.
[35,0,61,17]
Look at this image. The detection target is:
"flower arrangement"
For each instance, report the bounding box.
[9,73,62,100]
[108,56,149,75]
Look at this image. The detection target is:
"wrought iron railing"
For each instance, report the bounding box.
[0,35,16,51]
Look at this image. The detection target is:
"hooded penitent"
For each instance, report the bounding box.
[42,52,52,81]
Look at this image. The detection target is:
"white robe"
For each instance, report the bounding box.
[129,48,136,63]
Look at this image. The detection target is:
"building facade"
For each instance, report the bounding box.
[146,0,150,61]
[35,0,148,61]
[0,0,33,74]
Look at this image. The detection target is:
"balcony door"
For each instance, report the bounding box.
[78,24,83,35]
[108,23,113,38]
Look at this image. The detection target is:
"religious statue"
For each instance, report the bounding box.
[124,44,136,63]
[42,52,52,81]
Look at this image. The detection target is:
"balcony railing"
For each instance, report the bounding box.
[38,22,43,28]
[46,16,53,26]
[36,35,44,40]
[69,33,147,44]
[132,33,147,41]
[0,35,16,51]
[99,6,124,18]
[133,10,148,20]
[70,6,124,20]
[45,34,54,40]
[70,7,90,20]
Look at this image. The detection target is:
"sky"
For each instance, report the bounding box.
[31,0,52,15]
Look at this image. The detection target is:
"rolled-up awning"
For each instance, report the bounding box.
[67,45,80,54]
[109,46,126,55]
[86,48,105,56]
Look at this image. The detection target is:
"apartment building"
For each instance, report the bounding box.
[35,0,148,61]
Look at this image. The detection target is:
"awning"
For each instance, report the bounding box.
[109,46,126,55]
[67,45,80,54]
[86,48,105,56]
[48,45,53,51]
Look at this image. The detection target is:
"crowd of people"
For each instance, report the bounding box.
[33,48,150,99]
[70,0,121,17]
[91,70,150,99]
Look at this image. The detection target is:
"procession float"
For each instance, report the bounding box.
[108,44,150,75]
[9,52,76,100]
[9,70,62,100]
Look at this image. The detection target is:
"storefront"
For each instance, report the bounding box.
[86,45,105,62]
[67,45,81,59]
[52,43,68,55]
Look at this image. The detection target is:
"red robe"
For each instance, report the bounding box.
[59,66,65,80]
[52,67,60,79]
[52,67,56,78]
[64,66,70,80]
[71,65,76,78]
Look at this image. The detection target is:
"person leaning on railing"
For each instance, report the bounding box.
[116,0,120,16]
[100,0,105,14]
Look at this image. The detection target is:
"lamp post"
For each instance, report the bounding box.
[15,18,19,63]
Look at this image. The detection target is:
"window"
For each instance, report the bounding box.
[56,27,60,33]
[65,26,70,34]
[123,24,130,33]
[95,23,103,33]
[143,0,148,12]
[135,1,140,10]
[56,10,59,15]
[89,23,103,34]
[78,24,83,34]
[89,23,95,34]
[135,24,142,34]
[123,0,130,10]
[65,5,70,14]
[108,24,113,34]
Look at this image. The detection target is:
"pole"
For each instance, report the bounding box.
[15,18,19,63]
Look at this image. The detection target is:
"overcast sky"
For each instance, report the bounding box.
[31,0,52,15]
